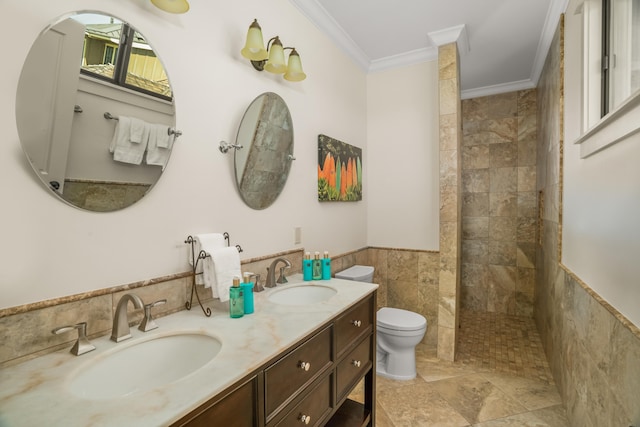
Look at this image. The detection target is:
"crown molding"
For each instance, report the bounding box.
[369,47,438,73]
[529,0,570,86]
[427,24,470,53]
[461,79,537,100]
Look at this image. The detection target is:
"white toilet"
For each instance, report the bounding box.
[335,265,427,380]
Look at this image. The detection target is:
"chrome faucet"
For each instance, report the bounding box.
[266,258,291,288]
[111,293,144,342]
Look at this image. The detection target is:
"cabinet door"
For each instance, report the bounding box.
[336,336,371,401]
[269,374,333,427]
[176,376,258,427]
[335,296,373,358]
[264,326,332,419]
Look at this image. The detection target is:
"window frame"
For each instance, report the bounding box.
[80,22,172,102]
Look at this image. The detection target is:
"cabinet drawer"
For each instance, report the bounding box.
[336,336,371,401]
[265,326,332,418]
[335,296,373,357]
[270,374,333,427]
[176,376,257,427]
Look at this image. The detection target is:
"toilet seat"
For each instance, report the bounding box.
[377,307,426,331]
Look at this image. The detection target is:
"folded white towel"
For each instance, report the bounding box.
[191,234,226,297]
[129,117,147,143]
[210,246,242,303]
[109,116,149,165]
[146,124,175,170]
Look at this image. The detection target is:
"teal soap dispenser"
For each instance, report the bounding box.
[322,251,331,280]
[303,252,313,281]
[240,272,254,314]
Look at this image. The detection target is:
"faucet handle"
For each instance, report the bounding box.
[277,265,290,284]
[52,322,96,356]
[249,273,264,292]
[139,299,166,332]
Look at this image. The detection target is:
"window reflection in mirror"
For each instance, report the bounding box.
[73,14,172,100]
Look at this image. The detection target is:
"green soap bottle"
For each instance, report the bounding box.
[312,251,322,280]
[229,276,244,318]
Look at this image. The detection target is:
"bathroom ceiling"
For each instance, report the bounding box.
[290,0,568,99]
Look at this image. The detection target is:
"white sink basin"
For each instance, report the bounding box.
[68,333,222,399]
[268,284,337,305]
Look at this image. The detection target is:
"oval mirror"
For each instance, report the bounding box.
[16,12,177,212]
[234,92,294,210]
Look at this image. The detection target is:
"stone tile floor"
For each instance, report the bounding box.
[350,310,569,426]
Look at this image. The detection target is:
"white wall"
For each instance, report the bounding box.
[366,62,440,250]
[563,2,640,327]
[0,0,371,309]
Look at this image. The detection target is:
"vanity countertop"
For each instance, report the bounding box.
[0,276,377,426]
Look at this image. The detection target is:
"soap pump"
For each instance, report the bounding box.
[240,272,254,314]
[303,252,313,281]
[229,276,244,318]
[322,251,331,280]
[312,251,322,280]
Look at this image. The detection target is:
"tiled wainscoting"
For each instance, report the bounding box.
[0,246,441,367]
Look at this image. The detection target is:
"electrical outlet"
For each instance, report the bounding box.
[294,227,302,244]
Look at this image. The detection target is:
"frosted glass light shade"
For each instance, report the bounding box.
[264,37,287,74]
[284,49,306,82]
[241,20,268,61]
[151,0,190,13]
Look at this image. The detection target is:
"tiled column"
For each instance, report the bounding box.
[437,43,462,361]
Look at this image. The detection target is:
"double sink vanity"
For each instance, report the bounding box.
[0,276,377,427]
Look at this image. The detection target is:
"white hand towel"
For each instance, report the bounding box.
[210,246,242,303]
[191,234,226,295]
[129,117,147,143]
[146,124,175,170]
[109,116,149,165]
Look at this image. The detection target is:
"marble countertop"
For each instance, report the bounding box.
[0,276,377,426]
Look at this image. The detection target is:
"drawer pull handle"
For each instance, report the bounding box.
[298,361,311,371]
[299,414,311,424]
[352,359,361,368]
[351,320,362,327]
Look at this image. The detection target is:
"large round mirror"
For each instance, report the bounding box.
[16,12,177,212]
[234,92,294,210]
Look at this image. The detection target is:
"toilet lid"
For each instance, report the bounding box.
[377,307,427,331]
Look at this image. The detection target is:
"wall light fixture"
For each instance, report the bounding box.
[150,0,190,14]
[240,19,306,82]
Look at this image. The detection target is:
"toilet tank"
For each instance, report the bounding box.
[335,265,374,283]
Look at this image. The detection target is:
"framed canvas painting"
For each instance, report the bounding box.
[317,134,362,201]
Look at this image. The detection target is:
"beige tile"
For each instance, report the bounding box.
[463,145,490,170]
[518,166,537,192]
[441,113,459,151]
[463,169,490,193]
[490,167,518,193]
[463,217,490,240]
[463,193,490,217]
[488,241,517,266]
[430,373,527,424]
[486,118,517,144]
[489,217,517,242]
[473,405,569,426]
[378,382,470,426]
[489,192,518,217]
[462,239,489,265]
[489,143,517,168]
[481,372,562,411]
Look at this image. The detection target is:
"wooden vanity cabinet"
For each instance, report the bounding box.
[175,291,376,427]
[172,375,260,427]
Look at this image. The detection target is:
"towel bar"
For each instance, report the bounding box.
[104,111,182,138]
